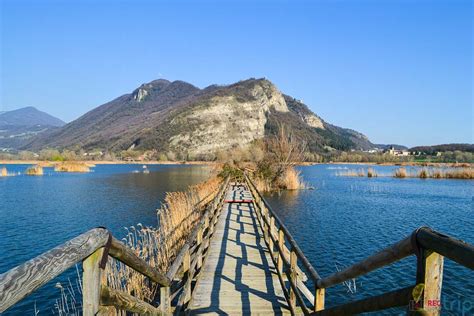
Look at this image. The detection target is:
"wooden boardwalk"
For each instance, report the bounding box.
[188,183,291,315]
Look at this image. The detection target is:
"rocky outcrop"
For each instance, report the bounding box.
[168,80,288,156]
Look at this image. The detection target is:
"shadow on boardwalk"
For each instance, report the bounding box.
[189,184,290,315]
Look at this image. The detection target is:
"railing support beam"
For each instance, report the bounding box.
[414,250,444,316]
[83,248,104,316]
[315,287,325,312]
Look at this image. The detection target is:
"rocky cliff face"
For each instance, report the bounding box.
[168,79,288,156]
[27,78,374,155]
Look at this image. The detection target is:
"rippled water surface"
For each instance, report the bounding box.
[0,164,212,315]
[1,164,473,315]
[264,164,473,315]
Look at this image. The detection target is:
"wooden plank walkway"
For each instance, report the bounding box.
[188,183,292,315]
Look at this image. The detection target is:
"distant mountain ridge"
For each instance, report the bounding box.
[0,107,65,149]
[410,144,474,154]
[26,78,375,157]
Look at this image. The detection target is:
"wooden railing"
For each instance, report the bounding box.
[0,177,229,315]
[244,173,474,316]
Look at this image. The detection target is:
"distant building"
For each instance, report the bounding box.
[386,146,410,156]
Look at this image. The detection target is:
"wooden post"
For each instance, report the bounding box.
[262,211,269,243]
[415,250,444,316]
[160,286,171,315]
[183,249,191,304]
[314,287,325,311]
[197,226,203,270]
[277,229,284,274]
[83,248,104,316]
[289,249,297,310]
[269,216,275,258]
[204,215,209,230]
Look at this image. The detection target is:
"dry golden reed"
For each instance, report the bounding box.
[54,162,91,173]
[367,168,377,178]
[394,167,408,178]
[337,168,366,177]
[279,167,306,190]
[339,166,472,180]
[25,165,44,176]
[104,176,222,303]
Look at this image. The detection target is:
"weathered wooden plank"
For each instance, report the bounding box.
[189,185,291,314]
[83,248,104,316]
[100,285,161,315]
[310,286,414,316]
[417,227,474,270]
[160,286,171,315]
[420,250,444,316]
[0,227,109,312]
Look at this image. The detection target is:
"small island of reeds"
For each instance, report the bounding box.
[54,162,91,173]
[338,166,473,180]
[25,165,44,176]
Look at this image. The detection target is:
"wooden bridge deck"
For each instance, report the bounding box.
[188,183,292,315]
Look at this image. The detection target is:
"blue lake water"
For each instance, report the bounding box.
[1,164,473,315]
[264,164,473,315]
[0,164,212,315]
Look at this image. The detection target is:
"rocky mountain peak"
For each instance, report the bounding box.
[25,77,374,155]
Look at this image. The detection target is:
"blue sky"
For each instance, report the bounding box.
[1,0,472,147]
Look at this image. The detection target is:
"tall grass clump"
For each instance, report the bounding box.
[367,168,377,178]
[105,225,162,303]
[25,165,44,176]
[444,168,474,179]
[1,167,7,177]
[394,167,407,178]
[103,176,222,304]
[54,162,91,173]
[158,177,221,266]
[280,167,307,190]
[418,169,429,179]
[336,168,365,177]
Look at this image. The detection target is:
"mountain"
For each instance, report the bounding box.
[27,78,374,157]
[0,107,65,149]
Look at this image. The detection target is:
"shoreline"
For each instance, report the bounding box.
[0,160,216,165]
[0,160,471,168]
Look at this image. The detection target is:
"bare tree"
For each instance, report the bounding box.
[266,124,307,177]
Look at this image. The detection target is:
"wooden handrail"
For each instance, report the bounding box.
[245,173,319,282]
[0,228,110,312]
[310,285,415,316]
[100,285,162,315]
[316,235,414,289]
[417,227,474,270]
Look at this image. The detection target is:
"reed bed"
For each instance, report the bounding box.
[338,167,473,179]
[104,176,222,304]
[54,162,91,173]
[394,167,408,178]
[25,165,44,176]
[337,168,366,177]
[254,176,272,192]
[279,167,307,190]
[367,168,377,178]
